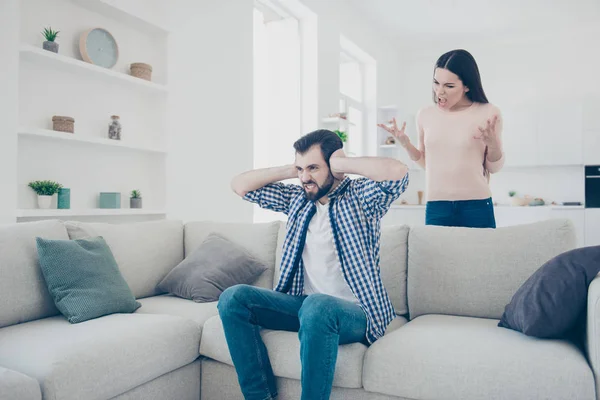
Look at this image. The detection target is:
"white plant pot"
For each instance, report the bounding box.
[37,195,52,209]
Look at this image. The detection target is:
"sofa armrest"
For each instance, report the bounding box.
[587,276,600,400]
[0,366,41,400]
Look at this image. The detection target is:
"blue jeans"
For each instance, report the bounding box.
[425,197,496,228]
[217,284,368,400]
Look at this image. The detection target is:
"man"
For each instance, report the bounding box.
[219,129,409,400]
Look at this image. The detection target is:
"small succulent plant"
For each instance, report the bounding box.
[42,27,59,42]
[130,189,142,199]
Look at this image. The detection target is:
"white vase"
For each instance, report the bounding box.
[37,195,52,209]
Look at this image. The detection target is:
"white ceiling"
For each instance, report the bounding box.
[349,0,600,41]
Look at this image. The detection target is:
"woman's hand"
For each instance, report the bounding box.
[378,118,409,147]
[474,115,499,147]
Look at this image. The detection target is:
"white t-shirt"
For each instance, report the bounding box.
[302,201,358,303]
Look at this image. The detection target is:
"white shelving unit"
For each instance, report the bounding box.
[16,0,170,221]
[322,116,356,126]
[16,209,167,218]
[19,45,168,93]
[18,127,167,154]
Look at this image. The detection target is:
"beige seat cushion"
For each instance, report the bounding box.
[0,219,68,328]
[0,366,41,400]
[136,294,218,335]
[407,219,576,319]
[0,313,200,400]
[65,220,184,299]
[199,315,367,389]
[363,314,595,400]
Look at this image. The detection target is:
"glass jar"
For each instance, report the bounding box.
[108,115,121,140]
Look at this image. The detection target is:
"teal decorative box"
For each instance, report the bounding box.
[99,192,121,209]
[57,188,70,209]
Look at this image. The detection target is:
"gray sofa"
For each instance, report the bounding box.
[0,218,598,400]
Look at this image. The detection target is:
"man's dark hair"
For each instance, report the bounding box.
[293,129,343,166]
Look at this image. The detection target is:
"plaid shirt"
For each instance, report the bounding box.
[244,174,409,343]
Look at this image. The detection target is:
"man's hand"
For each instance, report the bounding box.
[329,149,346,180]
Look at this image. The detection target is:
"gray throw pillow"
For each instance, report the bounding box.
[498,245,600,339]
[157,233,268,302]
[36,236,141,323]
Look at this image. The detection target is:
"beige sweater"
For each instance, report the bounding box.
[416,102,505,201]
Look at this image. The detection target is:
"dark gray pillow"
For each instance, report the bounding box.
[156,233,268,302]
[498,245,600,339]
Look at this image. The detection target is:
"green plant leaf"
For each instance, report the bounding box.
[41,27,59,42]
[28,180,62,196]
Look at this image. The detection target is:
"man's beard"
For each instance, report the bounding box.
[303,173,335,201]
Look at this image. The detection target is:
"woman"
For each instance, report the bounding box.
[379,49,504,228]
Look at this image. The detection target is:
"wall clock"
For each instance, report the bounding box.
[79,28,119,69]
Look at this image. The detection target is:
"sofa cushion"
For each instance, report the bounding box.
[363,314,595,400]
[36,236,141,323]
[0,219,68,328]
[184,221,280,290]
[499,245,600,339]
[0,313,200,400]
[274,222,410,315]
[407,219,576,320]
[0,366,41,400]
[136,294,219,334]
[157,233,268,302]
[199,315,366,389]
[379,225,410,316]
[65,220,184,299]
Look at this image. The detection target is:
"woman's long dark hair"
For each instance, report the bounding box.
[433,49,488,104]
[434,49,491,179]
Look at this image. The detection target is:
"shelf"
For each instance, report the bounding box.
[70,0,170,35]
[322,117,356,126]
[17,209,167,217]
[380,144,396,149]
[19,44,168,94]
[18,127,167,154]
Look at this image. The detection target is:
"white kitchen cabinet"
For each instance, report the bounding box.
[585,209,600,247]
[502,108,538,167]
[536,103,583,166]
[503,102,583,167]
[583,130,600,165]
[382,207,426,227]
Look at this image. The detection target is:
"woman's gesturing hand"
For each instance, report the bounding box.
[378,118,409,147]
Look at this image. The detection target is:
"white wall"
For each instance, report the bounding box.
[0,0,19,224]
[166,0,254,223]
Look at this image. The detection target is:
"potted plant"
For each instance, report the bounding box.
[334,130,348,143]
[508,191,520,207]
[130,190,142,209]
[28,180,62,209]
[42,27,59,53]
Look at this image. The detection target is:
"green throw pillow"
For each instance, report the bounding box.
[36,236,140,323]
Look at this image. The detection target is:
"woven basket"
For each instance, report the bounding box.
[130,63,153,81]
[52,116,74,133]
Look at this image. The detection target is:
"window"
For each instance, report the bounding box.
[252,0,317,223]
[338,37,376,157]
